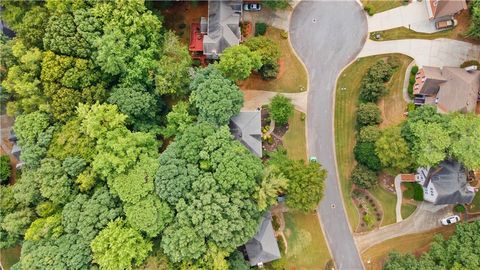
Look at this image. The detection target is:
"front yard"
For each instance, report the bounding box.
[335,54,414,230]
[362,0,403,14]
[283,212,332,269]
[282,110,307,161]
[361,226,456,270]
[240,27,308,93]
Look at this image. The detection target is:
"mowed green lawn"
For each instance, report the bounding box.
[284,212,331,269]
[369,186,397,226]
[335,54,412,230]
[283,110,307,161]
[362,0,403,14]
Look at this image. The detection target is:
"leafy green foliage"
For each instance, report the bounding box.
[354,142,382,171]
[217,45,262,81]
[155,123,263,263]
[91,219,152,270]
[468,0,480,38]
[15,6,49,48]
[162,101,195,138]
[190,66,243,126]
[255,22,268,36]
[155,31,192,96]
[358,125,381,143]
[243,36,280,79]
[270,94,294,125]
[350,165,378,189]
[384,221,480,269]
[124,195,173,238]
[269,150,326,212]
[256,166,288,211]
[228,250,250,270]
[448,113,480,169]
[14,111,54,168]
[410,121,450,167]
[1,208,35,240]
[359,60,394,102]
[375,126,412,173]
[356,103,381,127]
[35,158,74,205]
[0,155,11,184]
[24,213,63,241]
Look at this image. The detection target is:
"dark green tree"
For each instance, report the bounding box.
[356,103,381,127]
[270,94,294,125]
[350,164,378,189]
[354,142,382,171]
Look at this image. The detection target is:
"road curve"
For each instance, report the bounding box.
[289,1,367,269]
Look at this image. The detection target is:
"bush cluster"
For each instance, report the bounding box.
[255,22,267,36]
[359,60,394,102]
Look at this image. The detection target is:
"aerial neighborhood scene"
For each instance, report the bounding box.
[2,0,480,269]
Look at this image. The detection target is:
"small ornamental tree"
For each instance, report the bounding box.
[217,45,262,81]
[356,103,381,127]
[350,165,377,189]
[354,142,382,171]
[270,94,294,125]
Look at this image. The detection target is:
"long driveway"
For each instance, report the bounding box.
[289,1,367,269]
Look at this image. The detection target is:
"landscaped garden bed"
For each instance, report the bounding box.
[352,189,383,232]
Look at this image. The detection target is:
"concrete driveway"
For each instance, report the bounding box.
[368,1,437,33]
[355,202,452,252]
[358,38,480,67]
[290,1,367,269]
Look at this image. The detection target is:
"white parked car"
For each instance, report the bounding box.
[243,3,262,11]
[441,215,460,226]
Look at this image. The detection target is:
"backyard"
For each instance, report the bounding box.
[335,54,413,230]
[361,226,456,270]
[239,27,308,93]
[283,211,332,269]
[283,110,307,161]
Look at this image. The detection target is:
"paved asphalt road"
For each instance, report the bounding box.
[289,1,367,269]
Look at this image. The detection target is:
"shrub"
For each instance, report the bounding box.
[260,62,279,80]
[407,103,416,112]
[354,141,382,171]
[0,155,11,184]
[255,22,267,36]
[364,4,375,16]
[460,60,480,68]
[454,204,466,213]
[387,57,401,70]
[363,213,375,228]
[280,30,288,39]
[350,164,378,189]
[356,103,381,127]
[408,81,414,99]
[411,65,419,75]
[413,183,424,201]
[270,95,294,125]
[358,125,381,143]
[359,60,394,102]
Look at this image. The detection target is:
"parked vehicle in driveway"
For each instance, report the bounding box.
[435,19,457,30]
[243,3,261,11]
[441,215,460,225]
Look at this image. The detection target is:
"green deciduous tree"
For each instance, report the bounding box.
[358,125,381,143]
[468,0,480,38]
[375,126,412,173]
[155,31,192,95]
[356,103,381,127]
[256,166,288,211]
[91,219,152,270]
[162,101,195,138]
[189,67,243,126]
[217,45,262,81]
[0,155,11,184]
[124,195,173,238]
[410,121,450,167]
[155,123,263,263]
[354,142,382,171]
[1,208,35,239]
[448,113,480,169]
[12,170,41,207]
[350,164,378,189]
[24,213,63,241]
[16,6,50,48]
[243,36,280,79]
[359,60,394,102]
[270,94,294,125]
[35,158,74,205]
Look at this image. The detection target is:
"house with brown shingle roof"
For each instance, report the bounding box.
[426,0,467,20]
[413,66,480,113]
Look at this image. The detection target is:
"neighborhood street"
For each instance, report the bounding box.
[289,1,367,269]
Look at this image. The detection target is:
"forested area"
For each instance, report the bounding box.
[0,1,326,269]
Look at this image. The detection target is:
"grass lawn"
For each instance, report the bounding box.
[0,245,21,270]
[379,55,412,128]
[239,27,307,93]
[362,226,456,270]
[335,54,410,229]
[284,211,331,269]
[369,186,397,226]
[467,192,480,213]
[401,203,417,219]
[362,0,403,14]
[402,182,415,200]
[283,110,307,161]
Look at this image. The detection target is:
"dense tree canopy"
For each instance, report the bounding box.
[375,126,412,173]
[189,66,243,126]
[155,123,263,264]
[217,44,262,81]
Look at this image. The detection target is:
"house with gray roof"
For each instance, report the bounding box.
[245,212,281,267]
[229,111,262,157]
[415,160,476,205]
[202,0,242,59]
[413,66,480,113]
